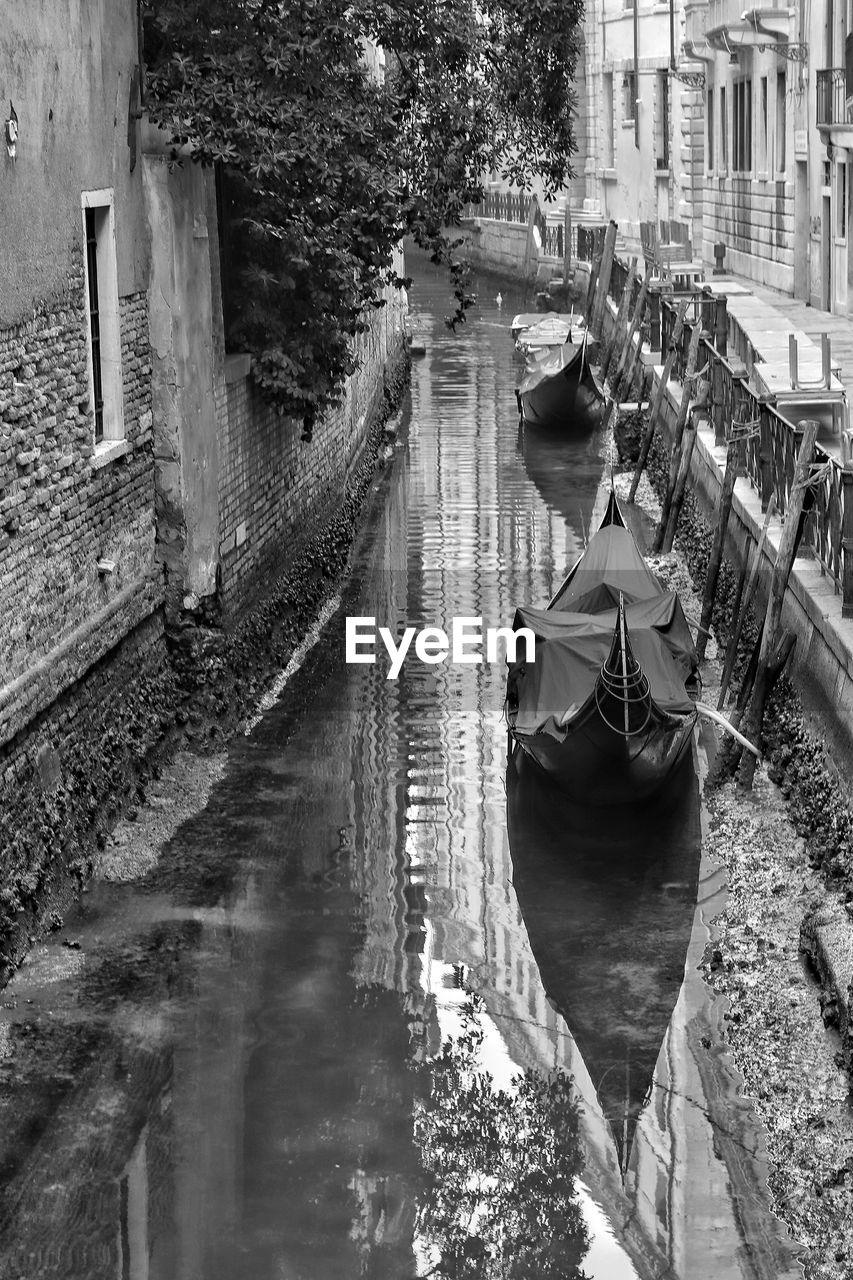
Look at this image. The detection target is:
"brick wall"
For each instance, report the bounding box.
[0,610,175,975]
[0,265,161,748]
[216,279,408,620]
[0,250,167,973]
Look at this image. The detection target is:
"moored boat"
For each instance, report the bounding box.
[505,493,699,803]
[516,334,606,435]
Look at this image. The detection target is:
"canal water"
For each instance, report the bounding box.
[0,254,804,1279]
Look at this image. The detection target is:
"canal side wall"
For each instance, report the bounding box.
[0,8,172,976]
[456,220,536,282]
[1,146,408,986]
[215,266,408,623]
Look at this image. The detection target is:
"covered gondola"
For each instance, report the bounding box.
[516,333,605,434]
[505,493,699,803]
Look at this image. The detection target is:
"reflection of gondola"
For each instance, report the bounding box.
[519,417,606,528]
[506,494,699,804]
[517,335,606,434]
[506,747,702,1176]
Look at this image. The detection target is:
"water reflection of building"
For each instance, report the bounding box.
[350,264,801,1277]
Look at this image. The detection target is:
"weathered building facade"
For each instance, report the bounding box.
[578,0,704,252]
[690,2,799,293]
[0,2,173,965]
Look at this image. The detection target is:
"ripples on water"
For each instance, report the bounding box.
[0,252,803,1280]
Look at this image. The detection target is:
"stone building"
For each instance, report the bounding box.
[811,0,853,313]
[577,0,705,252]
[688,2,799,292]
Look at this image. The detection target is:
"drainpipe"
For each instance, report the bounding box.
[670,0,676,71]
[634,0,640,150]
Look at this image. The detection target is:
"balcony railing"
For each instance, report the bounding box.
[817,68,850,129]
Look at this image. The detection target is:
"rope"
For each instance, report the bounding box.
[792,460,835,494]
[729,415,761,441]
[684,360,710,386]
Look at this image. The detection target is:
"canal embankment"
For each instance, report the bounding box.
[617,462,853,1277]
[577,260,853,1085]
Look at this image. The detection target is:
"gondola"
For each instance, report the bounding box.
[506,747,702,1177]
[505,492,699,803]
[516,332,606,434]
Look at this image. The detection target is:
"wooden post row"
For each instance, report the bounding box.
[616,277,650,401]
[628,299,689,503]
[601,257,637,384]
[695,431,744,663]
[738,420,820,788]
[591,220,618,337]
[654,321,702,553]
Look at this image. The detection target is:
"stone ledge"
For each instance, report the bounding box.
[0,570,165,750]
[92,438,131,470]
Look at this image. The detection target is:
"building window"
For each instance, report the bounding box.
[81,190,123,446]
[656,73,670,169]
[622,71,637,123]
[707,88,715,171]
[720,86,728,170]
[733,79,752,172]
[837,161,848,242]
[759,75,768,173]
[775,70,787,173]
[602,71,614,167]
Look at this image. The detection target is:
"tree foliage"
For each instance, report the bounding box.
[414,998,591,1278]
[142,0,582,435]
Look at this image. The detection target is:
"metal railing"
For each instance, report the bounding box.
[651,289,853,610]
[816,68,850,128]
[472,189,532,225]
[466,191,573,261]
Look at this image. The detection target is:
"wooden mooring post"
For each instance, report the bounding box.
[601,257,637,384]
[660,417,697,554]
[695,430,744,663]
[613,276,649,398]
[653,322,702,552]
[618,290,650,403]
[628,299,688,503]
[562,201,573,290]
[591,220,618,337]
[737,420,820,789]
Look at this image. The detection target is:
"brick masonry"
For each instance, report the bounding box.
[215,279,408,621]
[0,254,166,975]
[0,266,160,748]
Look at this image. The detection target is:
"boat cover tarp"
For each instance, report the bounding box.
[518,342,585,396]
[509,593,697,738]
[551,525,665,613]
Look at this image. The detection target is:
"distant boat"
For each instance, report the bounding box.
[505,492,699,803]
[516,334,606,435]
[506,746,702,1176]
